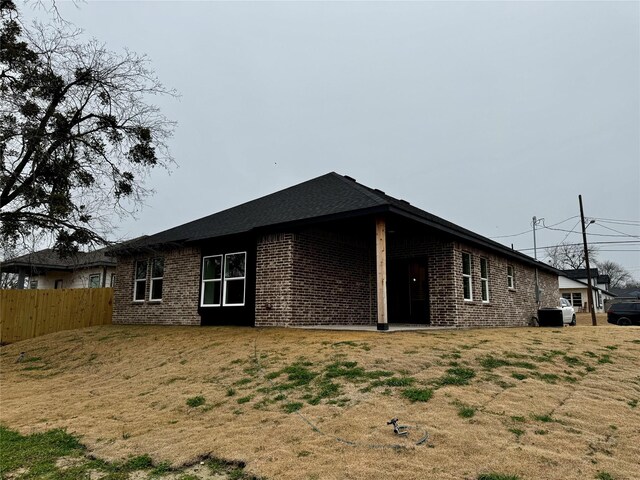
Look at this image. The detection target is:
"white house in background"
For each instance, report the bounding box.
[1,247,117,290]
[559,268,617,313]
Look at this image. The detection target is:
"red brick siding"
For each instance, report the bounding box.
[113,247,201,325]
[452,242,559,328]
[255,229,376,326]
[255,233,294,327]
[291,229,376,326]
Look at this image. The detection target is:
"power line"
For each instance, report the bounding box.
[490,216,579,239]
[593,217,640,226]
[595,223,640,239]
[515,240,640,252]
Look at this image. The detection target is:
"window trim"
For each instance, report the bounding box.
[110,273,116,288]
[480,258,489,303]
[201,254,223,307]
[89,273,101,289]
[223,251,247,307]
[462,252,473,301]
[133,259,148,302]
[507,265,515,290]
[149,257,164,301]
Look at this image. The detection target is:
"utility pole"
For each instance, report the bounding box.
[532,216,543,304]
[579,195,597,326]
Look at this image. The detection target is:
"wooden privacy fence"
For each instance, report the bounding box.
[0,288,113,344]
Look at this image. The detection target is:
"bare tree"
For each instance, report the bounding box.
[545,242,599,270]
[1,1,176,256]
[595,260,632,289]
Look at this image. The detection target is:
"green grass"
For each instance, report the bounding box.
[283,402,304,413]
[186,395,206,407]
[479,355,510,370]
[0,425,85,477]
[457,404,476,418]
[595,472,616,480]
[379,376,415,387]
[508,428,525,439]
[511,372,527,380]
[598,354,613,364]
[0,425,248,480]
[437,367,476,386]
[478,474,521,480]
[531,413,553,423]
[402,387,434,402]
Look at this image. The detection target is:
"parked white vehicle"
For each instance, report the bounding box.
[560,298,577,326]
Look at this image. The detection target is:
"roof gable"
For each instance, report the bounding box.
[120,172,559,275]
[130,173,387,246]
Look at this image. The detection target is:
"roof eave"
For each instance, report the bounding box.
[388,206,560,275]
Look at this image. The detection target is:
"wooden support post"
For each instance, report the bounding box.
[376,217,388,330]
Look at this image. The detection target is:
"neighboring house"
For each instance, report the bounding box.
[1,247,117,290]
[559,268,616,313]
[110,173,561,330]
[609,287,640,299]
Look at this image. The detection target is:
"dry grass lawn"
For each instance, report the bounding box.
[1,313,639,480]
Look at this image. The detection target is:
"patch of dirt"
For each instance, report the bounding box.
[1,322,639,480]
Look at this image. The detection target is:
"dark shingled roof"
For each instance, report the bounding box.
[1,247,116,273]
[563,268,600,280]
[118,172,558,274]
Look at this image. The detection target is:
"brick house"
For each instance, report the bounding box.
[111,173,560,329]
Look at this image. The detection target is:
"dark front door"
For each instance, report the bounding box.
[388,258,430,324]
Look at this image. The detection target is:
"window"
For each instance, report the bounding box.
[562,293,571,301]
[150,257,164,301]
[507,265,515,289]
[224,252,246,306]
[54,279,63,289]
[201,255,223,306]
[29,280,38,289]
[133,260,147,301]
[89,274,101,288]
[571,292,582,308]
[201,252,247,307]
[462,252,472,301]
[110,273,116,287]
[480,258,489,303]
[560,298,571,308]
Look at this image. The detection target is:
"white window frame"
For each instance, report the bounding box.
[223,251,247,307]
[507,265,515,290]
[480,258,490,303]
[89,274,101,288]
[150,257,164,301]
[462,252,473,301]
[133,260,147,302]
[201,255,223,307]
[110,273,116,287]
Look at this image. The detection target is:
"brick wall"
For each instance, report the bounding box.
[452,242,559,328]
[255,228,376,326]
[113,247,201,325]
[291,228,376,326]
[255,233,294,327]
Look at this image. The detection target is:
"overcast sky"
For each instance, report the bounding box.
[30,1,640,279]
